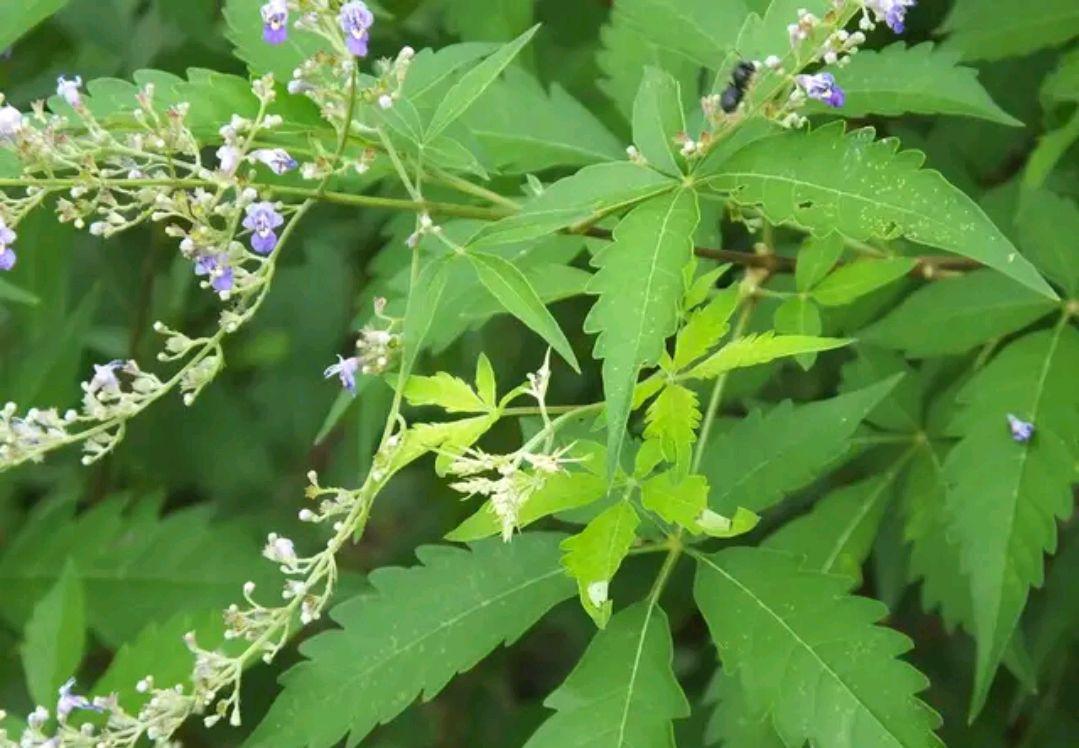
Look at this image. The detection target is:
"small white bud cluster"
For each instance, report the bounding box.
[819,28,866,66]
[787,8,821,49]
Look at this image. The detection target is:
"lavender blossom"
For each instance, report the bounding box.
[216,144,241,175]
[56,678,104,722]
[194,253,234,293]
[56,75,83,108]
[324,355,360,394]
[0,219,15,271]
[260,0,289,45]
[250,148,297,175]
[866,0,916,34]
[0,104,23,140]
[339,1,374,57]
[796,72,846,108]
[242,201,284,255]
[1006,414,1035,444]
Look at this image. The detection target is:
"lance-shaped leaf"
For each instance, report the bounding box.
[401,372,488,413]
[399,255,452,382]
[700,378,900,515]
[525,601,689,748]
[705,123,1056,298]
[632,67,686,175]
[806,42,1020,125]
[795,233,845,292]
[642,383,700,470]
[811,258,916,307]
[683,332,850,380]
[672,285,741,371]
[861,269,1057,357]
[426,24,539,139]
[584,189,700,468]
[21,562,85,707]
[944,325,1079,717]
[467,251,580,371]
[246,534,574,748]
[560,502,640,627]
[940,0,1079,62]
[694,547,944,748]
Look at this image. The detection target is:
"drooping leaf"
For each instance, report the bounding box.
[643,383,701,470]
[941,0,1079,62]
[683,331,850,380]
[472,162,675,247]
[584,189,700,468]
[462,68,623,172]
[467,251,580,371]
[705,123,1057,298]
[526,601,689,747]
[811,258,916,307]
[246,534,574,748]
[0,277,41,307]
[700,377,901,514]
[694,547,944,748]
[632,67,686,175]
[861,269,1057,357]
[560,502,640,627]
[806,42,1021,125]
[426,25,539,140]
[21,562,85,707]
[944,326,1079,716]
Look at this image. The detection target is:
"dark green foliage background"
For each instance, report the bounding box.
[0,1,1076,746]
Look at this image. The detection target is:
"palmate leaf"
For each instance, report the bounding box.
[699,377,900,515]
[940,0,1079,62]
[525,601,689,748]
[561,502,640,627]
[805,42,1021,126]
[0,494,275,647]
[584,189,700,468]
[20,562,85,707]
[944,325,1079,716]
[694,547,943,748]
[861,269,1058,358]
[704,123,1056,298]
[246,534,573,748]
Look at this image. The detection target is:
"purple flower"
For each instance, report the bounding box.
[56,75,83,108]
[216,144,241,175]
[339,1,374,57]
[1006,414,1035,444]
[0,104,23,140]
[243,201,284,255]
[260,0,289,45]
[57,678,104,722]
[866,0,916,34]
[250,148,297,175]
[324,355,361,394]
[796,72,845,108]
[194,253,234,293]
[0,219,16,271]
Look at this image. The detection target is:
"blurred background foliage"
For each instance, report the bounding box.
[0,0,1076,746]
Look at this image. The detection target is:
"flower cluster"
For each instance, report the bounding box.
[861,0,916,34]
[324,297,401,393]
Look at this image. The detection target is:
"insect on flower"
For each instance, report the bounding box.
[720,60,757,113]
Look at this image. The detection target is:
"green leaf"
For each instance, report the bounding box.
[0,495,275,647]
[525,601,689,747]
[399,256,452,381]
[0,277,41,307]
[585,189,700,469]
[472,162,675,247]
[696,507,761,539]
[447,468,609,542]
[735,0,831,61]
[694,547,943,748]
[632,67,686,175]
[944,326,1079,717]
[560,502,640,627]
[941,0,1079,62]
[0,0,70,51]
[401,372,488,413]
[426,24,539,140]
[475,353,497,407]
[861,269,1057,357]
[467,251,580,372]
[389,415,496,475]
[1015,189,1079,297]
[811,258,916,307]
[773,297,822,370]
[672,285,741,371]
[463,68,624,172]
[1042,47,1079,105]
[705,123,1057,298]
[699,377,901,515]
[640,471,707,529]
[224,0,329,82]
[21,562,85,707]
[683,332,851,380]
[441,0,533,42]
[705,671,785,748]
[795,233,845,292]
[765,462,910,583]
[643,383,700,470]
[806,42,1021,126]
[1022,109,1079,191]
[247,535,574,748]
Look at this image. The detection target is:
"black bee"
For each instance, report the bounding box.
[720,61,757,113]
